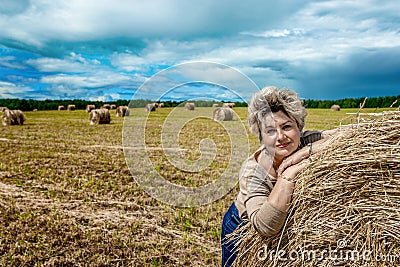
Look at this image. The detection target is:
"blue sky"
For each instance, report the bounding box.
[0,0,399,102]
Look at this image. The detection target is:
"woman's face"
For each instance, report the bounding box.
[260,110,301,162]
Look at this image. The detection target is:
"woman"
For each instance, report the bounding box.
[221,86,336,266]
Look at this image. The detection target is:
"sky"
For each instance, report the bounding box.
[0,0,400,102]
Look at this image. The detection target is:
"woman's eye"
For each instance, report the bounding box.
[282,125,292,130]
[266,129,276,135]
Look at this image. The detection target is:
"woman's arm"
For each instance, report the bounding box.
[245,152,300,237]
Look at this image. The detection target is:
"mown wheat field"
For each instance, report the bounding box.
[0,107,378,266]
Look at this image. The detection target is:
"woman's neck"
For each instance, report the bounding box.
[273,157,284,170]
[268,158,283,178]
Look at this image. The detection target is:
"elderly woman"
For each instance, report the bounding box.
[221,86,336,266]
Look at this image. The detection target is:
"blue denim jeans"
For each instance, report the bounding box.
[221,202,244,267]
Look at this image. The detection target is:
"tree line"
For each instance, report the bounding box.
[0,95,399,111]
[303,95,400,109]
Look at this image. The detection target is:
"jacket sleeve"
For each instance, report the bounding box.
[244,164,288,236]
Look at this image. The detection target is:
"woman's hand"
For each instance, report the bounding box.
[277,145,310,176]
[277,137,333,176]
[280,159,309,181]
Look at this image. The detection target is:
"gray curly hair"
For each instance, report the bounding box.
[247,86,307,141]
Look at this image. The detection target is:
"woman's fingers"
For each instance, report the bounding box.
[277,149,309,175]
[281,158,309,179]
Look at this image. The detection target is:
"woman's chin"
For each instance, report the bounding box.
[276,148,295,159]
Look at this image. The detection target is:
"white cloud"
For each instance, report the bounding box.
[26,52,101,72]
[0,56,26,69]
[41,72,132,88]
[0,81,32,98]
[241,28,305,38]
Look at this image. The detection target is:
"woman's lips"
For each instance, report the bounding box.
[276,142,290,148]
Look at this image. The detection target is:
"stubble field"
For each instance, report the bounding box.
[0,107,373,266]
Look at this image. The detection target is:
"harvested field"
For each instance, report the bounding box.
[0,108,389,266]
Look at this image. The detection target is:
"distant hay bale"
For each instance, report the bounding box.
[213,107,234,121]
[67,104,76,111]
[158,102,165,108]
[89,109,111,125]
[58,105,65,111]
[102,104,111,110]
[33,109,38,112]
[222,102,235,108]
[212,103,219,108]
[184,102,195,110]
[330,104,341,111]
[110,104,117,110]
[145,103,156,112]
[2,109,26,126]
[233,112,400,267]
[85,104,96,113]
[116,106,130,117]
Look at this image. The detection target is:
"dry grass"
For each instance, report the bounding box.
[0,107,371,266]
[233,111,400,267]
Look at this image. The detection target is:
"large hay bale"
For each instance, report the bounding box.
[145,103,156,112]
[222,102,235,108]
[331,104,341,111]
[233,112,400,267]
[184,102,195,110]
[212,103,219,108]
[116,106,130,117]
[67,104,75,111]
[110,104,117,110]
[58,105,65,111]
[89,109,111,125]
[2,109,26,126]
[213,107,234,121]
[102,104,111,110]
[85,104,96,113]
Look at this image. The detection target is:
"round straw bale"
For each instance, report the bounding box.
[116,106,130,117]
[89,109,111,125]
[102,104,111,110]
[67,104,75,111]
[233,112,400,267]
[184,102,195,110]
[212,103,219,108]
[85,104,96,113]
[213,107,234,121]
[110,104,117,110]
[2,109,26,126]
[331,104,341,111]
[58,105,65,111]
[222,102,235,108]
[145,103,156,112]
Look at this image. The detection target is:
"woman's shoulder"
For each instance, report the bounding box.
[239,145,275,181]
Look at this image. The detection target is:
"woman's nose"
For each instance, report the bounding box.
[277,129,285,140]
